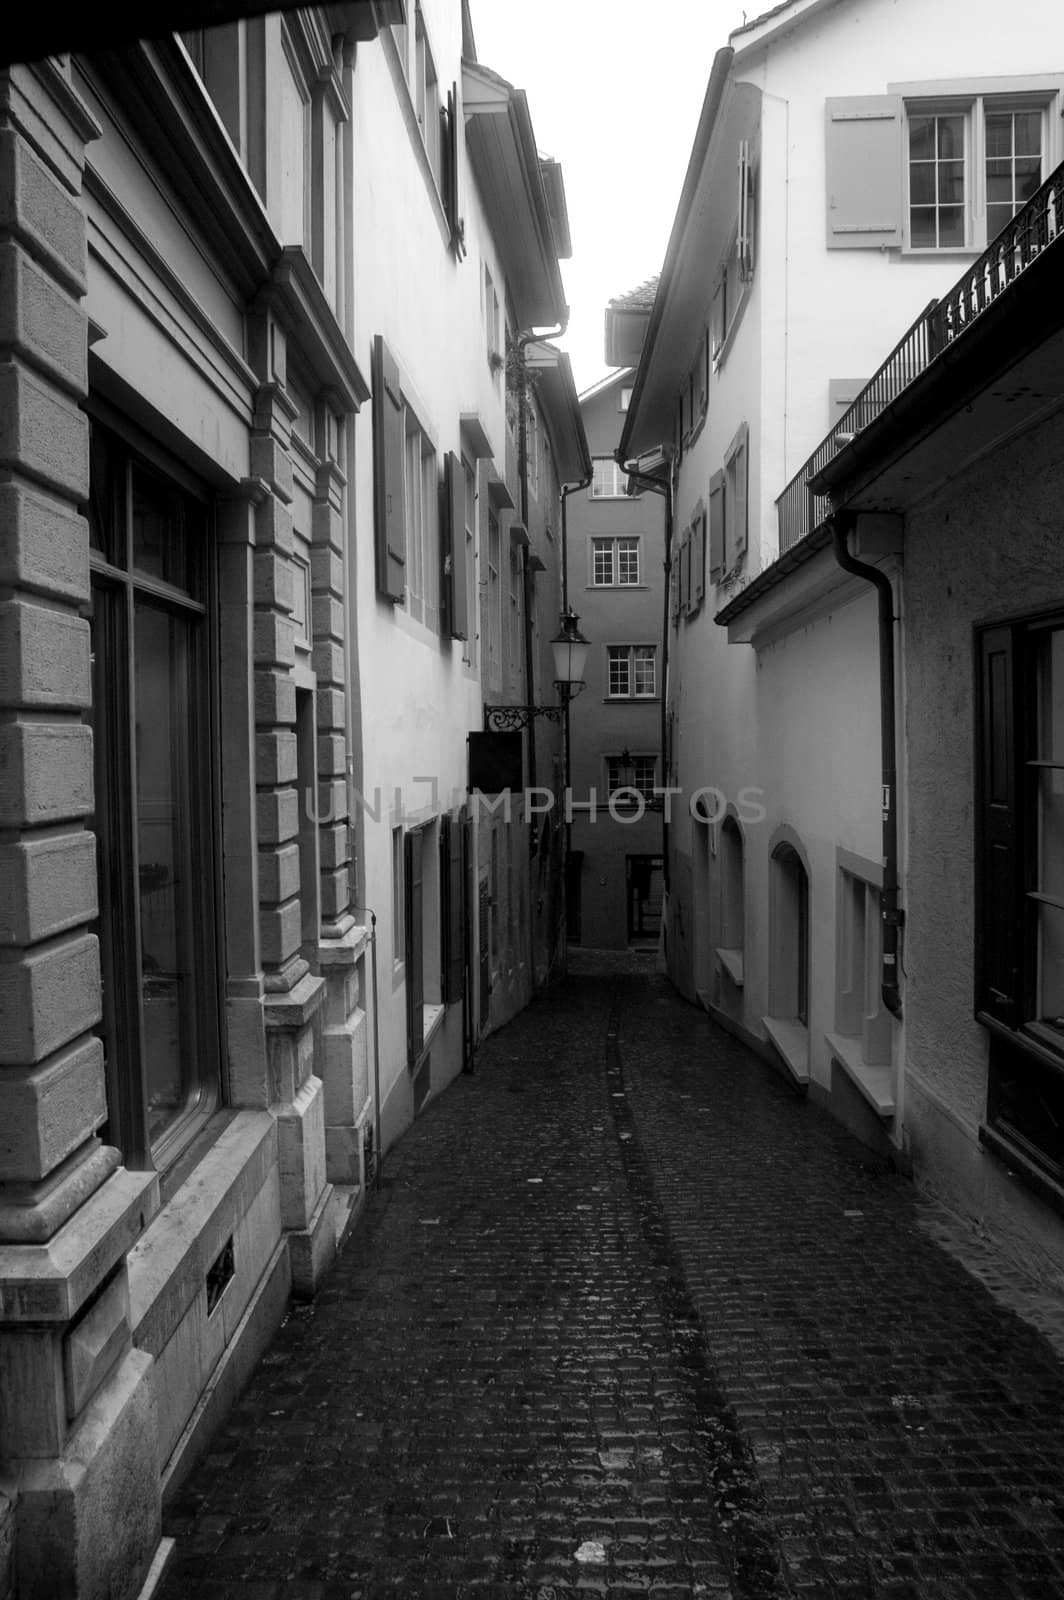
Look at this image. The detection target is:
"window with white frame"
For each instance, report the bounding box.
[590,458,630,498]
[907,96,1049,249]
[414,6,441,187]
[606,754,658,799]
[607,644,657,700]
[592,536,640,588]
[402,412,439,630]
[826,83,1061,254]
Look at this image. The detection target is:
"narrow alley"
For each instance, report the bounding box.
[159,957,1064,1600]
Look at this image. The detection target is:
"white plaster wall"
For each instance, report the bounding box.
[349,19,513,1136]
[904,411,1064,1141]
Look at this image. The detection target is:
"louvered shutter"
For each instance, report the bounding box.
[692,503,705,610]
[708,470,725,583]
[679,531,691,616]
[825,96,903,249]
[976,625,1022,1025]
[440,450,468,640]
[732,427,749,563]
[737,139,754,280]
[405,831,424,1066]
[372,334,406,602]
[442,809,466,1004]
[442,84,465,257]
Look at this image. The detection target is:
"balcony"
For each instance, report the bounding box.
[776,157,1064,555]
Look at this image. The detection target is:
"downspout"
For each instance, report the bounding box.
[617,455,673,892]
[830,513,904,1020]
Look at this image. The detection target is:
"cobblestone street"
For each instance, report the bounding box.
[160,957,1064,1600]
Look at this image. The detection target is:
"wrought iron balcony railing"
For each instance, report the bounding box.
[775,157,1064,554]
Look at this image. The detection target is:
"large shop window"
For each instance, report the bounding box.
[977,614,1064,1189]
[87,419,221,1170]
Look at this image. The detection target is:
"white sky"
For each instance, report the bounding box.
[468,0,744,395]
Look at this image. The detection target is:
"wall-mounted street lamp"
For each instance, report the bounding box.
[484,608,590,733]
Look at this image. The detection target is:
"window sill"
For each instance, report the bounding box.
[979,1121,1064,1223]
[762,1015,809,1087]
[589,584,650,592]
[411,1001,446,1073]
[826,1031,895,1118]
[604,696,659,705]
[716,947,744,987]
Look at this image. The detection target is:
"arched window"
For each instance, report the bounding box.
[771,841,810,1026]
[720,816,745,954]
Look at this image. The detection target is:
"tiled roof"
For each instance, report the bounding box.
[607,275,660,311]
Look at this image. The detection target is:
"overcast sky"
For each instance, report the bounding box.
[468,1,742,394]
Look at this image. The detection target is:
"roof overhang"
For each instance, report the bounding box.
[462,59,567,329]
[605,304,653,369]
[525,341,592,483]
[620,56,761,461]
[2,0,391,67]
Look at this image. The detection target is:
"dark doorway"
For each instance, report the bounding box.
[627,855,663,944]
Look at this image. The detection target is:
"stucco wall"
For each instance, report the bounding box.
[903,409,1064,1250]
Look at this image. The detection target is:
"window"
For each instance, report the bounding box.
[483,263,501,374]
[403,412,439,630]
[392,826,405,971]
[607,645,657,700]
[619,387,633,412]
[414,6,442,188]
[590,458,629,499]
[462,458,477,667]
[977,615,1064,1185]
[907,98,1046,249]
[680,330,710,442]
[404,821,444,1069]
[508,546,523,700]
[606,755,658,800]
[485,510,501,686]
[87,419,220,1170]
[826,84,1060,253]
[591,536,640,587]
[371,335,443,628]
[771,843,809,1026]
[831,858,891,1075]
[708,424,749,585]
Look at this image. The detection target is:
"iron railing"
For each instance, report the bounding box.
[776,157,1064,553]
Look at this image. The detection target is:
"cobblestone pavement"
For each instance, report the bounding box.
[161,958,1064,1599]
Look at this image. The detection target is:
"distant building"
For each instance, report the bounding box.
[567,367,666,948]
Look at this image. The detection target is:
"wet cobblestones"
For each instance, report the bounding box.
[161,962,1064,1599]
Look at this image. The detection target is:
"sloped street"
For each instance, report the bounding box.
[160,956,1064,1600]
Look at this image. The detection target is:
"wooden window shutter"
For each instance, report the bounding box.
[680,532,691,615]
[441,450,468,640]
[442,84,465,258]
[975,625,1022,1026]
[692,503,706,610]
[442,809,466,1004]
[737,139,754,280]
[708,470,725,583]
[372,334,406,602]
[404,831,424,1066]
[733,426,749,562]
[825,96,903,249]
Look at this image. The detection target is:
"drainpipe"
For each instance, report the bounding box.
[617,454,673,892]
[830,513,904,1020]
